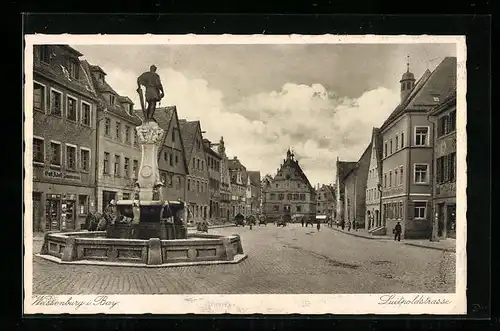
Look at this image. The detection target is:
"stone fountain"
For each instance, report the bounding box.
[37,66,246,267]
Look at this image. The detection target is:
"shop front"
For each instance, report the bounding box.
[32,183,94,232]
[435,199,456,239]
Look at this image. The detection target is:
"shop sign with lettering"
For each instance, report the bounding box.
[44,169,81,181]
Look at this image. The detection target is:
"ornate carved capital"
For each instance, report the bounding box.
[136,123,165,145]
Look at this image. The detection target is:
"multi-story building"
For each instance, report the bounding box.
[154,107,189,202]
[203,138,222,221]
[429,91,457,240]
[263,149,316,222]
[247,171,261,215]
[86,63,142,212]
[335,159,357,226]
[343,143,371,229]
[179,120,210,222]
[213,137,232,222]
[380,57,456,239]
[260,174,273,212]
[31,45,99,232]
[316,184,336,218]
[228,156,248,218]
[365,128,384,231]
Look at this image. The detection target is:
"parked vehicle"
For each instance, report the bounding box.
[234,213,245,226]
[258,215,267,226]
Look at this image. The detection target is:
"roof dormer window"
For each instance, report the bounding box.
[39,45,51,64]
[109,94,115,106]
[67,59,80,79]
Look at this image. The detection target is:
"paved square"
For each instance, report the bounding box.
[31,225,455,294]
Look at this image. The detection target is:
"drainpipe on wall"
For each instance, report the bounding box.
[94,109,103,214]
[427,113,439,242]
[377,183,383,229]
[407,115,412,239]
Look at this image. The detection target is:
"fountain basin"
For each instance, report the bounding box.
[37,231,246,267]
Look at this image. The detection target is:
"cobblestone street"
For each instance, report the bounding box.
[31,224,456,295]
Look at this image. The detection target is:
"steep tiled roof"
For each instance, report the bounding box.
[248,171,261,186]
[407,57,457,109]
[371,127,384,179]
[429,90,456,116]
[381,57,457,131]
[118,96,134,104]
[85,61,141,124]
[273,155,314,191]
[34,49,98,101]
[228,157,248,185]
[381,70,432,130]
[228,157,246,171]
[89,65,118,94]
[337,161,357,181]
[179,120,200,162]
[344,142,372,181]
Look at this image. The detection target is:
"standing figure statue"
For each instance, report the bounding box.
[137,65,165,122]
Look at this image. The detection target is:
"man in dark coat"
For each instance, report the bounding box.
[393,222,402,241]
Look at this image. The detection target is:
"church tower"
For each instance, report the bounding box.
[400,55,416,103]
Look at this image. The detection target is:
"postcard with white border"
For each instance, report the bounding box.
[23,34,466,315]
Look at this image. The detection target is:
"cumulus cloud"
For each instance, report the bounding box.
[104,66,400,186]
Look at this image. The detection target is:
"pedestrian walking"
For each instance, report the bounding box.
[301,219,304,227]
[393,222,402,242]
[316,220,321,231]
[341,220,345,230]
[347,220,351,231]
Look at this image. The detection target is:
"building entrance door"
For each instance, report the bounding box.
[446,204,456,239]
[32,192,42,232]
[437,203,445,237]
[62,199,76,231]
[375,210,380,227]
[45,198,61,231]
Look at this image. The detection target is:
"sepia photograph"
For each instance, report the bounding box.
[23,34,466,314]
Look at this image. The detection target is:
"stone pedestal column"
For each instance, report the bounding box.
[136,121,165,201]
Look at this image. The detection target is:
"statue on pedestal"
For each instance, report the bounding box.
[137,65,165,122]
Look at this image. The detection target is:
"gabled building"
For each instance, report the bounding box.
[228,156,248,217]
[260,174,273,213]
[213,137,232,221]
[32,45,100,232]
[365,128,384,231]
[380,56,457,239]
[343,143,372,229]
[316,184,336,218]
[203,138,222,221]
[263,149,316,222]
[335,159,357,226]
[247,171,261,215]
[87,62,142,212]
[152,107,189,203]
[429,91,457,240]
[179,120,210,222]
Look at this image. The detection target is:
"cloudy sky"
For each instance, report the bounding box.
[73,43,456,186]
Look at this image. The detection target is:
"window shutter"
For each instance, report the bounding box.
[436,158,442,183]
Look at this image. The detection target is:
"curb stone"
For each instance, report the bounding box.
[404,242,456,253]
[328,224,456,252]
